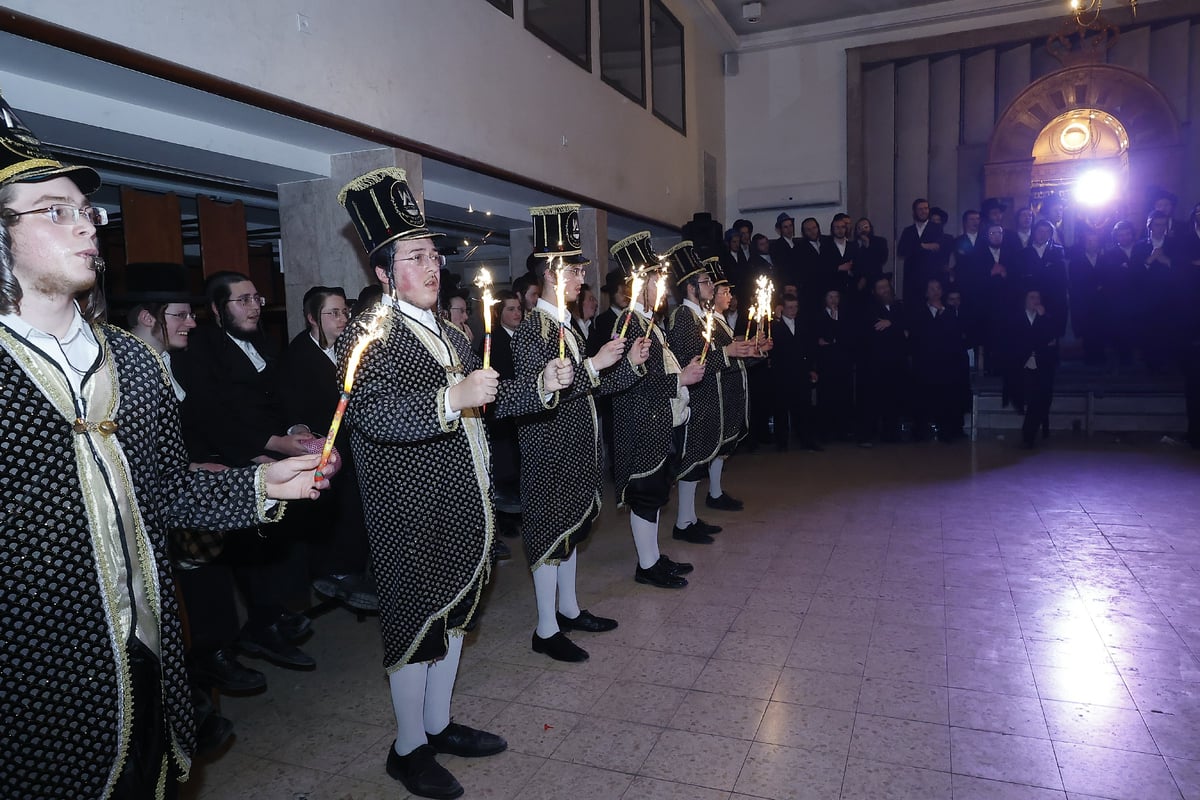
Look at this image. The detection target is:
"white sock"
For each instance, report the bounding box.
[631,511,661,569]
[532,563,560,638]
[423,633,463,735]
[556,549,581,619]
[676,481,699,528]
[388,662,429,756]
[708,457,725,499]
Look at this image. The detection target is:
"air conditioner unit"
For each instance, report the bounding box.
[736,181,842,212]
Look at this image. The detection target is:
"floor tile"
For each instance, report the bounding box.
[669,689,768,740]
[754,700,854,756]
[772,666,862,711]
[692,658,782,700]
[1041,698,1158,753]
[949,687,1050,738]
[840,757,952,799]
[849,713,952,771]
[517,758,632,800]
[856,677,949,724]
[590,679,688,727]
[732,742,846,800]
[639,729,752,792]
[951,727,1064,790]
[1054,740,1181,800]
[551,715,661,773]
[484,702,582,758]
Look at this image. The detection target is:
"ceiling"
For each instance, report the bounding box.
[709,0,954,35]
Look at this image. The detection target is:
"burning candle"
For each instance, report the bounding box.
[315,309,388,479]
[473,267,497,370]
[746,304,758,342]
[555,257,567,360]
[699,304,716,364]
[643,268,668,342]
[616,268,646,339]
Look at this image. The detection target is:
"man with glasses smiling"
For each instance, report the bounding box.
[0,89,331,799]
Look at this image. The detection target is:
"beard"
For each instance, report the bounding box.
[219,305,262,343]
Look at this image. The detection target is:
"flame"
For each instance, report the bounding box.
[629,269,646,311]
[474,267,497,334]
[702,306,716,343]
[342,308,387,393]
[555,257,567,325]
[651,269,668,313]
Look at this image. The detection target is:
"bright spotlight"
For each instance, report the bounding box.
[1075,169,1117,206]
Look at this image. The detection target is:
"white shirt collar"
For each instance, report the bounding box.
[502,324,518,337]
[0,303,99,393]
[682,298,705,317]
[535,297,567,322]
[309,331,337,363]
[915,221,927,236]
[633,300,651,319]
[226,332,266,372]
[1034,242,1046,257]
[389,295,440,332]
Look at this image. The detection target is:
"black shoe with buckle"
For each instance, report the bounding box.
[427,722,507,758]
[672,523,714,544]
[190,647,267,694]
[635,559,688,588]
[556,609,618,633]
[705,492,744,511]
[660,554,694,575]
[386,742,463,799]
[532,631,589,662]
[237,623,316,669]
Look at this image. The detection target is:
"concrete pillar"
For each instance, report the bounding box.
[278,147,422,336]
[578,207,609,291]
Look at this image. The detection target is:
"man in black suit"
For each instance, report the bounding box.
[897,198,946,303]
[908,278,965,442]
[972,224,1024,374]
[733,218,754,265]
[1006,288,1060,449]
[174,271,318,669]
[1019,220,1069,339]
[856,276,908,445]
[824,213,861,301]
[852,217,890,293]
[588,268,628,354]
[982,198,1023,252]
[480,290,524,537]
[1131,211,1177,372]
[770,212,802,287]
[952,209,983,298]
[277,286,377,612]
[769,294,821,451]
[796,217,828,309]
[1098,220,1139,368]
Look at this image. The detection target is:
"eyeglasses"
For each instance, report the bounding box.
[393,252,445,268]
[163,311,197,321]
[227,294,266,308]
[559,266,587,278]
[321,309,351,319]
[1,204,109,227]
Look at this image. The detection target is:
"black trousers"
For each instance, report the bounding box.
[221,516,309,630]
[857,366,906,442]
[174,563,239,654]
[747,363,772,443]
[773,382,816,446]
[111,638,178,800]
[309,457,370,577]
[625,460,673,524]
[1020,367,1055,444]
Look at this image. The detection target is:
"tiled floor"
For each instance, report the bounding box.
[182,438,1200,799]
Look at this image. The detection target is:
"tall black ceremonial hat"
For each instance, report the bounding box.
[609,231,658,277]
[121,262,204,304]
[704,255,732,288]
[337,167,440,256]
[663,240,707,285]
[0,88,100,194]
[531,203,588,264]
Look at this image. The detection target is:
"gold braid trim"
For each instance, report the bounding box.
[610,231,651,254]
[254,465,288,523]
[663,240,695,255]
[529,202,581,215]
[0,158,63,185]
[336,167,407,205]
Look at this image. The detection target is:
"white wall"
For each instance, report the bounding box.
[3,0,726,226]
[722,0,1113,240]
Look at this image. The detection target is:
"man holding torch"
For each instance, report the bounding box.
[496,204,649,663]
[336,169,571,799]
[609,233,706,588]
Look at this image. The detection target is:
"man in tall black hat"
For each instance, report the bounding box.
[495,203,649,663]
[336,168,569,799]
[0,88,330,799]
[608,232,705,588]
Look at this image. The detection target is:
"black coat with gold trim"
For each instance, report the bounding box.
[667,304,724,479]
[495,308,643,568]
[609,311,680,506]
[0,323,278,799]
[340,307,538,670]
[713,316,749,453]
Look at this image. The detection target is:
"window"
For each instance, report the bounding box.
[649,0,685,134]
[525,0,590,71]
[485,0,513,15]
[600,0,645,105]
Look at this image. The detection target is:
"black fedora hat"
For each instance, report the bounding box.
[0,89,100,195]
[120,262,204,305]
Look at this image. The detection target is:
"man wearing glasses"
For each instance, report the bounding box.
[276,286,378,614]
[173,270,323,671]
[0,90,330,799]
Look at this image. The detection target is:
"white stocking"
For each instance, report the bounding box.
[532,563,560,638]
[388,662,429,756]
[556,549,581,619]
[631,511,661,569]
[708,456,725,499]
[676,480,699,528]
[423,632,463,735]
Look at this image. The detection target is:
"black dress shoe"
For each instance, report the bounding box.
[695,518,722,535]
[635,559,688,588]
[386,742,463,799]
[237,624,316,669]
[313,573,379,612]
[190,648,267,694]
[672,523,714,544]
[532,631,589,662]
[660,554,694,575]
[493,538,512,560]
[556,609,618,632]
[427,721,508,758]
[275,611,312,642]
[195,708,235,756]
[705,492,744,511]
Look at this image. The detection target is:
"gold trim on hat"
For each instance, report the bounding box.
[663,240,695,256]
[529,203,581,215]
[702,256,720,264]
[0,158,64,185]
[609,231,652,256]
[336,167,408,206]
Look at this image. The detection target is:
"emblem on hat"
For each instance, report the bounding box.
[530,203,588,264]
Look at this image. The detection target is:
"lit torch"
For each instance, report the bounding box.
[755,276,774,341]
[643,268,668,342]
[615,268,646,339]
[699,303,716,364]
[315,309,387,480]
[555,257,567,360]
[746,303,758,344]
[473,267,497,370]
